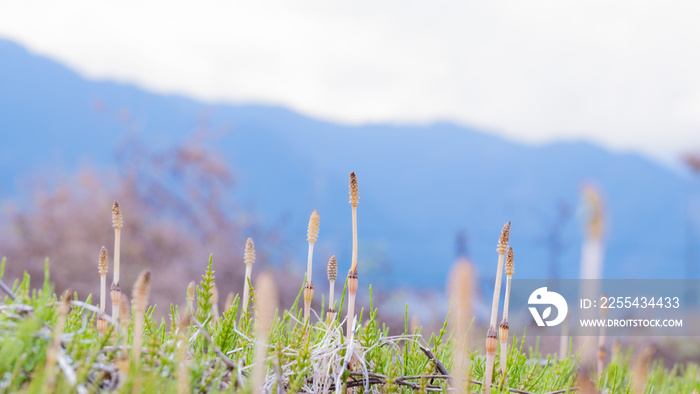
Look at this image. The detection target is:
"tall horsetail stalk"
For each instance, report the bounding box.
[110,201,123,322]
[132,270,151,364]
[304,210,320,321]
[484,221,510,394]
[448,260,474,393]
[252,273,278,394]
[326,255,337,324]
[242,238,255,313]
[346,172,359,340]
[578,184,605,364]
[97,246,108,335]
[500,247,514,376]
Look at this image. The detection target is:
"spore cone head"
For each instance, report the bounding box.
[112,201,123,229]
[505,247,514,276]
[499,221,511,247]
[327,255,337,281]
[98,246,108,276]
[349,172,359,206]
[244,238,256,265]
[307,210,320,243]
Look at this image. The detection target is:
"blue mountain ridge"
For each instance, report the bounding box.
[0,38,692,288]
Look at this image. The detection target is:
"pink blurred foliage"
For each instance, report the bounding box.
[0,134,297,315]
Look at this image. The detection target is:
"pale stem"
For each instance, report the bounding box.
[100,275,106,312]
[329,281,335,309]
[346,294,356,340]
[580,238,603,280]
[252,330,269,394]
[578,238,603,363]
[304,300,311,322]
[452,333,468,393]
[113,228,121,284]
[500,341,508,375]
[111,227,122,322]
[243,264,253,313]
[489,250,506,328]
[306,242,315,285]
[351,206,358,272]
[579,238,603,313]
[112,295,120,321]
[484,354,495,394]
[503,275,512,321]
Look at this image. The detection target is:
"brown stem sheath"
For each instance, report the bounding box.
[484,326,498,394]
[303,282,314,322]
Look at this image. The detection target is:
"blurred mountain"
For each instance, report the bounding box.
[0,38,692,288]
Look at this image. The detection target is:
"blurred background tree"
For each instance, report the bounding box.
[0,131,298,313]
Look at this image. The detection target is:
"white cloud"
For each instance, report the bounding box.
[1,0,699,161]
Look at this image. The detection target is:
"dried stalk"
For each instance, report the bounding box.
[326,255,337,324]
[304,210,320,321]
[578,185,605,365]
[97,246,108,335]
[490,222,510,327]
[110,201,123,322]
[243,237,255,313]
[485,221,510,394]
[500,247,514,376]
[347,172,359,340]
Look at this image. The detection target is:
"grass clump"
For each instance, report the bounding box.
[0,260,698,393]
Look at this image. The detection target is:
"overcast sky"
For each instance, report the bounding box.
[1,1,699,163]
